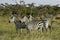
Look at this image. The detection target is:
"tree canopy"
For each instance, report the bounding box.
[0,1,60,17]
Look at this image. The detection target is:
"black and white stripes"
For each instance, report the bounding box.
[9,15,50,33]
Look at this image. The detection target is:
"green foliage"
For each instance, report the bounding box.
[0,3,60,17]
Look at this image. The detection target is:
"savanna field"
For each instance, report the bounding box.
[0,15,60,40]
[0,0,60,40]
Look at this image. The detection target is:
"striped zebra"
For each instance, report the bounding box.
[21,15,51,32]
[9,16,27,33]
[9,15,51,33]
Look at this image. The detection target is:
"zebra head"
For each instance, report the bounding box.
[9,16,17,23]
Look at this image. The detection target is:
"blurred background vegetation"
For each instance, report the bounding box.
[0,0,60,17]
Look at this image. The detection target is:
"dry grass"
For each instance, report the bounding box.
[0,16,60,40]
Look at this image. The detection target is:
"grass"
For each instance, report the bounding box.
[0,16,60,40]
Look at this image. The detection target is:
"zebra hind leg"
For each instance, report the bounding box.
[48,25,51,33]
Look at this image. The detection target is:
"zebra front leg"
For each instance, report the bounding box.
[16,28,18,33]
[40,27,43,32]
[26,26,32,33]
[20,28,22,33]
[38,24,44,32]
[26,28,32,33]
[38,27,43,32]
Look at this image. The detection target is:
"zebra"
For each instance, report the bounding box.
[9,15,51,33]
[9,16,28,33]
[21,15,51,32]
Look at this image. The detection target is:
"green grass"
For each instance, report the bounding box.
[0,16,60,40]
